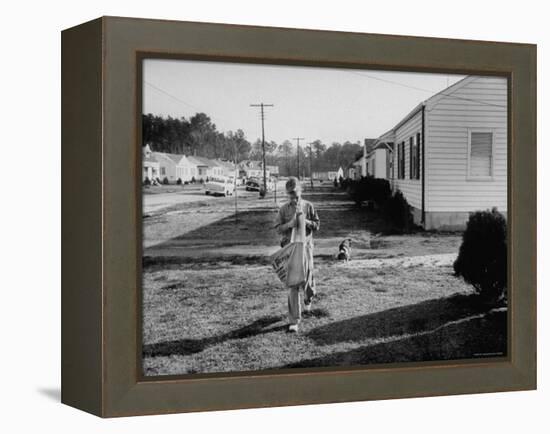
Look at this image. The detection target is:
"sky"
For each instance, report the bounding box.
[143,59,465,146]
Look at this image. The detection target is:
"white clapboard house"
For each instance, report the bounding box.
[153,151,202,183]
[378,75,507,230]
[187,156,224,180]
[152,152,184,182]
[213,159,238,179]
[142,144,160,181]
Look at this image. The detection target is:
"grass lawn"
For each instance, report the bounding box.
[141,186,507,376]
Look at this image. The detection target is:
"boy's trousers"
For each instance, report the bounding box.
[288,242,315,325]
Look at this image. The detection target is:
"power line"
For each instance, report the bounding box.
[346,71,506,108]
[144,81,203,112]
[308,142,315,190]
[144,80,226,125]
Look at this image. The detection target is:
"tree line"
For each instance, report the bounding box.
[143,113,363,176]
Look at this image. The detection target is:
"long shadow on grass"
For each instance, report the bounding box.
[306,293,493,346]
[284,309,507,368]
[143,315,286,358]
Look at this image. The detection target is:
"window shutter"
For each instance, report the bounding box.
[398,142,402,179]
[416,133,421,180]
[470,132,493,177]
[397,143,401,179]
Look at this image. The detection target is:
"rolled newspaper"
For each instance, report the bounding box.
[290,204,306,243]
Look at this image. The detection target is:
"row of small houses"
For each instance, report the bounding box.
[348,75,507,230]
[143,145,279,183]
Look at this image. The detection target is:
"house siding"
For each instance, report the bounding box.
[175,156,198,181]
[392,110,423,210]
[373,148,387,178]
[154,153,179,181]
[207,166,224,178]
[425,76,507,214]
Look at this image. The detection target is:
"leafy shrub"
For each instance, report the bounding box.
[176,178,182,185]
[349,176,392,206]
[333,178,338,188]
[371,179,392,205]
[191,176,196,183]
[453,208,507,301]
[143,177,151,186]
[340,177,352,191]
[162,177,169,185]
[382,190,415,233]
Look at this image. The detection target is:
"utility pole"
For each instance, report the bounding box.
[250,103,274,194]
[308,142,314,190]
[285,145,290,176]
[233,141,238,224]
[293,137,305,180]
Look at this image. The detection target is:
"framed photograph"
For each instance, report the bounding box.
[62,16,536,417]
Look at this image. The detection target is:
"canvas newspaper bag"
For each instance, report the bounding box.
[271,208,307,287]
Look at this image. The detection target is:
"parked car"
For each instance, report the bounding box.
[245,177,261,191]
[205,176,235,196]
[246,177,276,192]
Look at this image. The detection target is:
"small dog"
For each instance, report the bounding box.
[337,238,352,261]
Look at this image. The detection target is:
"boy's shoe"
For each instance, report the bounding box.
[288,324,299,333]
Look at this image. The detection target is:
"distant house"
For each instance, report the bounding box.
[266,165,279,177]
[362,138,377,177]
[366,144,393,179]
[377,75,507,230]
[366,132,394,179]
[213,159,238,178]
[186,156,209,180]
[346,158,361,179]
[347,139,378,180]
[312,171,333,180]
[175,156,199,182]
[187,156,224,180]
[332,167,344,181]
[142,144,160,181]
[153,152,186,182]
[351,155,364,179]
[238,160,270,179]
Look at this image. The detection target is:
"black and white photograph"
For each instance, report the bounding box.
[140,58,508,377]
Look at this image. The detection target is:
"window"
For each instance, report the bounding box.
[409,134,421,180]
[397,141,405,179]
[469,131,494,178]
[160,167,166,176]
